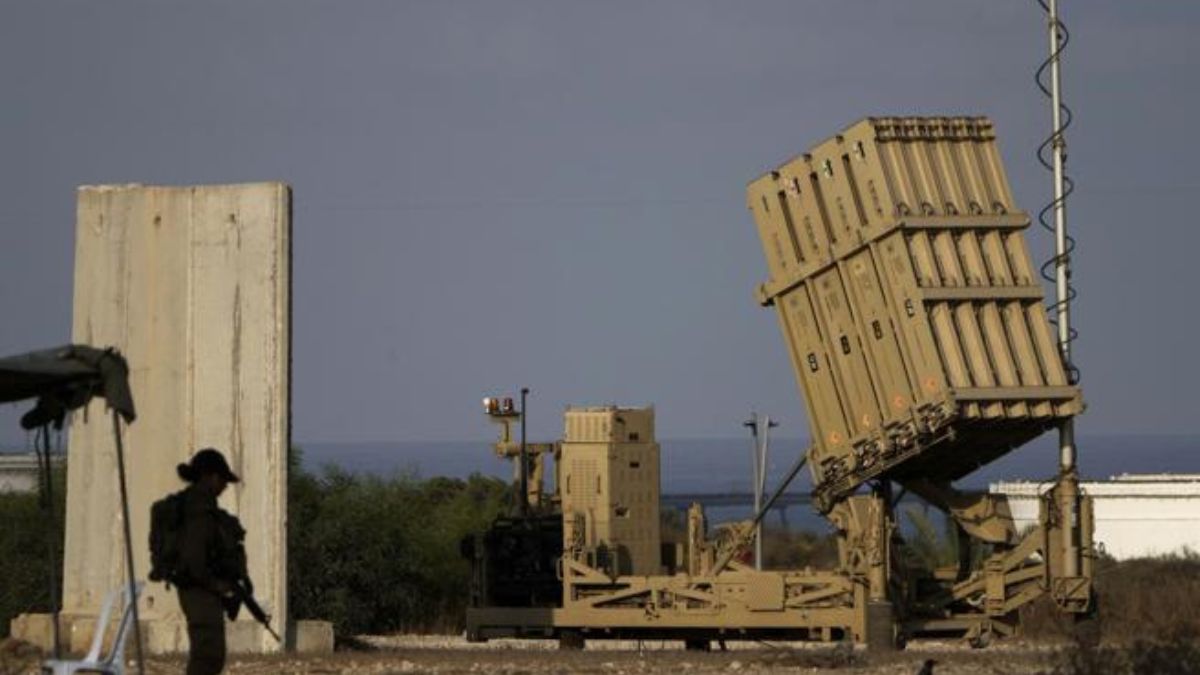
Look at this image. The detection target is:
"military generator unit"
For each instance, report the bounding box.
[462,117,1095,650]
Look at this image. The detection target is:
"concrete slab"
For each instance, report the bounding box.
[10,612,289,657]
[12,183,292,655]
[291,621,336,654]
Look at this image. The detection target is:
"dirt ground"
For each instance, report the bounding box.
[2,635,1066,675]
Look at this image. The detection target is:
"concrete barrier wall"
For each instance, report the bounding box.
[59,183,290,653]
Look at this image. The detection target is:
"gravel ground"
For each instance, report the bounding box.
[2,635,1064,674]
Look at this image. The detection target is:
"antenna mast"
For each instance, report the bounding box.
[1039,0,1081,578]
[1048,0,1074,470]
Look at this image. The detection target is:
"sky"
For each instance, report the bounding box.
[1,1,1198,447]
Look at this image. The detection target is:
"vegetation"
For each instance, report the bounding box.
[1024,551,1200,643]
[1018,552,1200,674]
[1044,634,1200,675]
[902,506,957,569]
[762,528,840,570]
[5,455,1200,655]
[0,452,511,641]
[900,505,990,572]
[287,448,511,637]
[0,469,64,641]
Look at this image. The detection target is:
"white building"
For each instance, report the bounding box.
[0,453,42,493]
[0,452,63,493]
[990,474,1200,560]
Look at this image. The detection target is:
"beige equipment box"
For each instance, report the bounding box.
[560,407,662,576]
[746,117,1082,511]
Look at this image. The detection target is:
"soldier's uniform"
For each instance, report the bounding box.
[171,450,246,675]
[176,485,221,675]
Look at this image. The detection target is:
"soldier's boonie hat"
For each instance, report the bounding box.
[177,447,240,483]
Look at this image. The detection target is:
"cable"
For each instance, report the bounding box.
[1035,0,1080,385]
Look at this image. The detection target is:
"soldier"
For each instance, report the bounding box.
[174,448,244,675]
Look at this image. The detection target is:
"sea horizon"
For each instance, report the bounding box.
[296,432,1198,492]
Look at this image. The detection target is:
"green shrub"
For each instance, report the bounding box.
[0,472,64,639]
[287,448,511,637]
[1024,552,1200,645]
[763,527,839,570]
[2,449,511,641]
[1046,632,1200,675]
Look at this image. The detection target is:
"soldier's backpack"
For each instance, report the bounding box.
[148,490,187,585]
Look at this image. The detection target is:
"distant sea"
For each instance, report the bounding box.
[297,434,1198,530]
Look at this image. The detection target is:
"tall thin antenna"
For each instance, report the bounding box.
[1038,0,1080,578]
[1049,0,1075,470]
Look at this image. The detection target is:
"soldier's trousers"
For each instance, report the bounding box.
[179,587,226,675]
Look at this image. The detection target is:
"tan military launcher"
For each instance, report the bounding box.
[463,117,1095,650]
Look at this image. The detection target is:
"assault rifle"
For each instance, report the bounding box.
[223,577,282,643]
